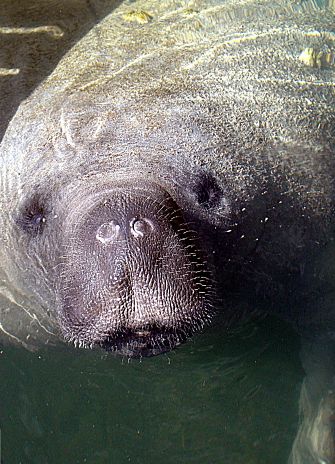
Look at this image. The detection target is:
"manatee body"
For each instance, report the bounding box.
[0,1,334,461]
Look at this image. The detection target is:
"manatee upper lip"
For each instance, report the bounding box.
[99,326,186,357]
[133,329,151,337]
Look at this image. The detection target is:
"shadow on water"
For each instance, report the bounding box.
[1,314,303,464]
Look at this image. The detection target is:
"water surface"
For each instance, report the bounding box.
[1,316,303,463]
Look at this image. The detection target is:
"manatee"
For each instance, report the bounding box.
[0,0,334,462]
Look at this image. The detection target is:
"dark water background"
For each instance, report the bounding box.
[1,315,303,464]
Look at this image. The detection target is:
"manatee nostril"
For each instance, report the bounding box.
[130,217,154,238]
[96,220,120,244]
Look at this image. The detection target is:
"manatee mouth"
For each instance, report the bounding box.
[99,326,188,358]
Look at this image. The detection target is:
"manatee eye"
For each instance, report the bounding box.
[17,196,48,235]
[194,173,223,209]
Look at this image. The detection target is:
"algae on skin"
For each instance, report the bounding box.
[299,46,335,68]
[123,10,153,24]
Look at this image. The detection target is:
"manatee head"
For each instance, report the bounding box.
[2,61,241,357]
[11,153,226,356]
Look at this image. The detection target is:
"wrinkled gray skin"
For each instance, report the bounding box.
[0,0,335,462]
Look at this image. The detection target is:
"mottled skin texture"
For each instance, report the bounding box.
[0,0,334,462]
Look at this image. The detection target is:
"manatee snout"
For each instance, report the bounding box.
[58,180,213,356]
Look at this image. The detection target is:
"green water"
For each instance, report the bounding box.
[1,316,303,464]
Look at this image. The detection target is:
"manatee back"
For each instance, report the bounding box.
[2,0,334,214]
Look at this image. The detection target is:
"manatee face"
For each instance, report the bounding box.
[15,169,222,357]
[58,180,214,356]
